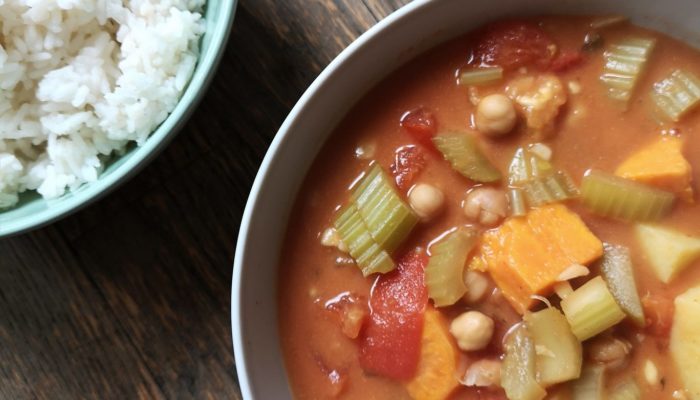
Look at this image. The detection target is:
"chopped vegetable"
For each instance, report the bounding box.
[524,307,582,386]
[670,286,700,400]
[571,364,606,400]
[550,51,585,72]
[459,67,503,86]
[508,147,554,185]
[600,38,655,103]
[615,136,694,202]
[521,171,579,206]
[635,224,700,283]
[506,74,567,138]
[481,204,603,314]
[360,252,428,379]
[433,132,501,182]
[350,164,419,252]
[580,170,675,221]
[651,69,700,121]
[599,243,645,326]
[501,324,547,400]
[334,203,395,275]
[401,107,437,149]
[472,20,556,71]
[391,145,426,191]
[425,228,477,307]
[406,307,460,400]
[508,188,527,217]
[561,276,626,341]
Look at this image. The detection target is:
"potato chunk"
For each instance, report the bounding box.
[671,287,700,400]
[636,224,700,283]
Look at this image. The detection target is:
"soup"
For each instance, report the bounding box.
[278,15,700,400]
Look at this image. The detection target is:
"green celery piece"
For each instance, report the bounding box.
[459,67,503,86]
[600,37,656,103]
[599,243,645,326]
[524,308,582,387]
[521,171,579,207]
[571,364,606,400]
[334,203,395,276]
[351,164,418,252]
[424,227,477,307]
[508,188,527,217]
[433,132,501,183]
[561,276,626,341]
[609,379,641,400]
[580,170,675,221]
[508,147,531,185]
[651,69,700,121]
[501,325,547,400]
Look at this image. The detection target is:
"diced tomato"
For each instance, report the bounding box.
[550,51,585,72]
[325,293,369,339]
[642,293,675,337]
[472,20,556,71]
[359,252,428,380]
[390,145,426,191]
[400,108,437,149]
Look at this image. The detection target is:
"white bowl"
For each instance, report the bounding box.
[232,0,700,398]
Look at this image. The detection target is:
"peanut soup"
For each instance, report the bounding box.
[278,15,700,400]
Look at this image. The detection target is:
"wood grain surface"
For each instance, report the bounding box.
[0,0,410,399]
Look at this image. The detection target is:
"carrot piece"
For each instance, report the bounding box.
[615,136,694,202]
[481,204,603,313]
[405,307,460,400]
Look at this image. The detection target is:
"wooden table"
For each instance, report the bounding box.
[0,1,409,398]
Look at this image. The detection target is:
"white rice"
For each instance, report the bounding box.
[0,0,205,208]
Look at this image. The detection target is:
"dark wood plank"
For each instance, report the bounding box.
[0,0,414,398]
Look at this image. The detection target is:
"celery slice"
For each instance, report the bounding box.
[334,203,395,276]
[600,38,655,103]
[433,132,501,183]
[508,188,527,217]
[599,243,645,326]
[524,308,582,387]
[350,164,418,252]
[561,276,626,341]
[580,170,675,221]
[459,67,503,86]
[501,324,547,400]
[651,69,700,121]
[571,364,605,400]
[508,148,531,185]
[521,172,578,207]
[609,379,641,400]
[425,228,477,307]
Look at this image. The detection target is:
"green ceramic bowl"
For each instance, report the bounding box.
[0,0,237,237]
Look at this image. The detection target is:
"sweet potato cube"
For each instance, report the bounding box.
[615,136,694,202]
[406,308,459,400]
[481,204,603,314]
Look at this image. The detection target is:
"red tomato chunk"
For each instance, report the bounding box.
[359,252,428,380]
[472,20,555,71]
[400,107,437,149]
[390,145,426,191]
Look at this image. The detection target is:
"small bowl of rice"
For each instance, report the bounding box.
[0,0,236,236]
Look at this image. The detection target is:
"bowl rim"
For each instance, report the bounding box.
[0,0,238,237]
[230,1,428,398]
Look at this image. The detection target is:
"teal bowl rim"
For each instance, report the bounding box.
[0,0,238,237]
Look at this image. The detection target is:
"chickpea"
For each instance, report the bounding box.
[409,183,445,220]
[475,94,517,137]
[463,187,507,227]
[463,270,490,304]
[450,311,494,351]
[461,359,501,387]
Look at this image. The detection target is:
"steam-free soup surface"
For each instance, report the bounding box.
[279,15,700,400]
